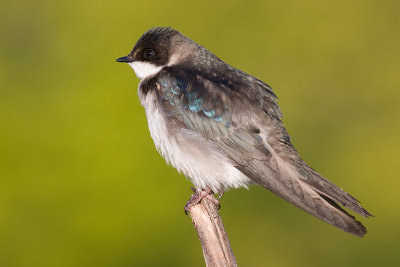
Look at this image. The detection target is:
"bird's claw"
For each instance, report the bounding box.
[184,188,221,215]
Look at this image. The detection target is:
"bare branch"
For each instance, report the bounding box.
[188,198,237,267]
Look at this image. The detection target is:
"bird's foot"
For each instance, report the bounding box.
[184,187,221,215]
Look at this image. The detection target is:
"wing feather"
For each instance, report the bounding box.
[151,65,370,236]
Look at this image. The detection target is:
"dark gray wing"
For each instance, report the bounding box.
[150,65,370,236]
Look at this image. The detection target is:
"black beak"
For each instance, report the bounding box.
[116,55,134,63]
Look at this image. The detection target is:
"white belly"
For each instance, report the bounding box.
[140,90,251,193]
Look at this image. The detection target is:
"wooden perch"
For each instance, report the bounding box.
[188,197,237,267]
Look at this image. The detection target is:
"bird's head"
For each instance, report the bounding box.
[116,27,193,79]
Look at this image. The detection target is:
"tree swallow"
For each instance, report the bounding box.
[117,27,371,237]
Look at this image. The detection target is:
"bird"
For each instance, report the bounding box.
[116,27,371,237]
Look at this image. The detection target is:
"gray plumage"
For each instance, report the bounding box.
[117,27,372,237]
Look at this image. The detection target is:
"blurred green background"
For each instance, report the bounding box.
[1,0,399,266]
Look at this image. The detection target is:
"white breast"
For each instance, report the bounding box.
[139,90,251,193]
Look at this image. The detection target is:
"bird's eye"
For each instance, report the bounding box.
[144,49,155,59]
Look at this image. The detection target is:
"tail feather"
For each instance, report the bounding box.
[296,162,373,218]
[236,157,370,237]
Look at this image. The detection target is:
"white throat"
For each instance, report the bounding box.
[128,54,179,80]
[128,62,163,80]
